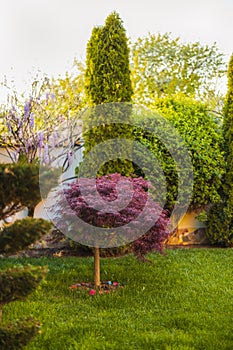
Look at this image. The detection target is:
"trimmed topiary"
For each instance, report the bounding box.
[0,318,40,350]
[0,266,47,347]
[0,162,50,348]
[0,162,59,219]
[0,266,46,311]
[0,218,51,255]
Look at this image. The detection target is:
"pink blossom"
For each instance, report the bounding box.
[89,289,96,295]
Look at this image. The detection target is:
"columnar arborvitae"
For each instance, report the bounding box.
[85,12,133,105]
[83,12,134,177]
[223,54,233,205]
[206,54,233,246]
[222,54,233,242]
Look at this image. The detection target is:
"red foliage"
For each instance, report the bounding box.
[57,174,170,257]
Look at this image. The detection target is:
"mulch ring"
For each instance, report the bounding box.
[70,280,124,295]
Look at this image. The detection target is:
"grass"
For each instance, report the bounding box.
[0,248,232,349]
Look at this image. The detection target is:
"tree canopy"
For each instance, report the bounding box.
[130,33,226,107]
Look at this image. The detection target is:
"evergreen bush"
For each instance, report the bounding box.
[0,164,50,348]
[0,319,40,350]
[0,218,51,255]
[133,95,225,211]
[206,54,233,246]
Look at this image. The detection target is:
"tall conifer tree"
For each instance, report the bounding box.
[206,54,233,245]
[222,54,233,241]
[83,12,134,177]
[85,12,133,104]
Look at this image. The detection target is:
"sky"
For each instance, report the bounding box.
[0,0,232,102]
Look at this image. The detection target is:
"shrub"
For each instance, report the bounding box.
[0,163,41,219]
[133,95,225,211]
[206,54,233,246]
[0,164,50,347]
[0,218,52,255]
[0,162,58,219]
[0,266,47,347]
[0,318,40,350]
[0,266,47,306]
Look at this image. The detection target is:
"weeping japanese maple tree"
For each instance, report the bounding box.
[55,174,169,288]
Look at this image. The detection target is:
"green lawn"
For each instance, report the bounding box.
[1,248,232,349]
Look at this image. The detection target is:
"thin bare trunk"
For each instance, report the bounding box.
[94,247,100,288]
[27,206,35,217]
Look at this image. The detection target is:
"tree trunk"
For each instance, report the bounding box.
[0,303,2,323]
[94,247,100,288]
[27,206,35,218]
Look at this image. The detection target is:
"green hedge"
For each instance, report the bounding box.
[133,95,224,211]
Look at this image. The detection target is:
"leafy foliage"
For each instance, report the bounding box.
[205,203,231,246]
[57,174,170,257]
[206,54,233,246]
[44,60,86,120]
[0,162,41,219]
[84,12,134,176]
[0,72,85,165]
[0,162,49,347]
[0,79,64,163]
[0,162,59,219]
[0,266,46,305]
[0,218,51,255]
[222,54,233,211]
[0,263,46,348]
[130,33,226,107]
[0,318,40,350]
[133,95,225,210]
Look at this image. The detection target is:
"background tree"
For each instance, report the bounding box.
[130,33,226,109]
[0,68,85,165]
[44,59,86,120]
[0,80,61,164]
[205,54,233,246]
[222,54,233,215]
